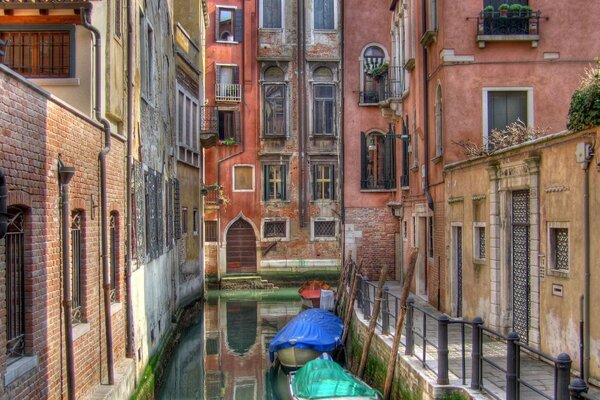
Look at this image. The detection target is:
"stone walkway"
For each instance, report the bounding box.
[357,281,598,400]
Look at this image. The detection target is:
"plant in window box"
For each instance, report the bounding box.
[480,6,494,34]
[366,63,389,80]
[222,137,238,146]
[508,4,522,17]
[498,3,509,17]
[520,5,532,17]
[483,5,494,16]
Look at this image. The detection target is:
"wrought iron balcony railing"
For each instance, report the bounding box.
[215,83,241,102]
[476,10,541,47]
[200,105,218,134]
[361,177,396,190]
[360,66,406,105]
[0,0,91,8]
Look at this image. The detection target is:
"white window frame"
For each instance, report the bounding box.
[176,84,200,154]
[259,0,284,29]
[215,6,239,44]
[262,217,290,241]
[233,164,255,192]
[311,217,338,241]
[473,222,486,263]
[547,222,570,275]
[482,87,534,144]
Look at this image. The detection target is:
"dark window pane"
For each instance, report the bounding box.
[314,0,334,29]
[264,84,286,136]
[488,91,527,134]
[263,0,282,28]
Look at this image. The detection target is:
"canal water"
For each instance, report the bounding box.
[158,288,303,400]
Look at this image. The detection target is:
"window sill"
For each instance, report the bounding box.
[432,155,443,164]
[410,165,419,172]
[401,186,410,191]
[360,188,396,193]
[262,135,288,140]
[311,134,337,139]
[313,29,337,33]
[259,27,283,32]
[358,103,380,107]
[111,302,122,316]
[4,355,38,387]
[547,269,569,278]
[311,236,337,242]
[72,323,91,342]
[262,237,289,242]
[473,258,486,266]
[262,200,291,205]
[216,40,240,45]
[30,78,80,86]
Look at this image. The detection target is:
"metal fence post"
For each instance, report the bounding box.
[437,314,450,385]
[356,274,363,310]
[362,277,371,319]
[382,286,390,334]
[569,378,588,400]
[471,317,484,390]
[405,297,415,355]
[555,353,572,400]
[506,332,520,400]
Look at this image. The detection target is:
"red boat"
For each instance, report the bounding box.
[298,281,336,311]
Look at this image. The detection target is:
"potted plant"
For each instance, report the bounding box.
[483,5,494,16]
[366,63,389,80]
[498,3,509,17]
[508,3,522,16]
[521,5,532,17]
[222,137,238,146]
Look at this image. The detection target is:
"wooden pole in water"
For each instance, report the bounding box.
[341,262,362,346]
[336,254,353,316]
[383,249,419,400]
[357,264,388,379]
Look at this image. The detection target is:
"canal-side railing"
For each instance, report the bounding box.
[346,266,596,400]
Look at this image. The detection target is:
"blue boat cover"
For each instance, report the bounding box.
[268,308,343,362]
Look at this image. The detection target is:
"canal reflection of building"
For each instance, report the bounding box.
[204,295,301,400]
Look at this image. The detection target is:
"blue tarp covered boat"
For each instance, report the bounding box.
[269,308,343,371]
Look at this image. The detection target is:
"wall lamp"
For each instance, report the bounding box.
[59,162,76,186]
[367,123,410,152]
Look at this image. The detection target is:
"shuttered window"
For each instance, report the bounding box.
[262,0,282,28]
[263,164,287,201]
[216,7,244,42]
[218,110,240,142]
[263,84,286,137]
[361,132,396,190]
[205,221,218,242]
[312,164,335,200]
[314,0,334,29]
[313,84,335,136]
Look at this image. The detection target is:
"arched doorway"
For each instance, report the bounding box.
[226,218,257,274]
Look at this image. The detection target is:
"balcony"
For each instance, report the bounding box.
[200,106,218,148]
[215,83,241,102]
[379,66,406,118]
[476,10,541,48]
[0,0,91,9]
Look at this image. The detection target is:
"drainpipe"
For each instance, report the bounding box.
[60,163,76,400]
[298,0,307,227]
[583,155,590,382]
[421,0,433,212]
[81,8,115,385]
[0,170,7,240]
[125,0,136,361]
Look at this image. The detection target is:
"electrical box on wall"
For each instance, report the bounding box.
[575,142,593,164]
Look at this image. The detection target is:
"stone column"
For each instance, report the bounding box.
[526,155,541,347]
[487,163,501,331]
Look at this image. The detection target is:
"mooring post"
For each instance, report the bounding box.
[555,353,572,400]
[471,317,484,390]
[405,296,415,355]
[363,276,371,319]
[437,314,450,385]
[382,286,390,334]
[569,378,588,400]
[506,332,520,400]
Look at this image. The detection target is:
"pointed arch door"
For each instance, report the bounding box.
[226,218,257,274]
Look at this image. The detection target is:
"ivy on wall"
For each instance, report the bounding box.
[568,59,600,132]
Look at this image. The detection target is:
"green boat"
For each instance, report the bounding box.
[288,358,382,400]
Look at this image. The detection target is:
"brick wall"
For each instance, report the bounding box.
[0,67,128,399]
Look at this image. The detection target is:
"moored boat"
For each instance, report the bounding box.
[288,357,382,400]
[298,280,336,311]
[268,308,343,372]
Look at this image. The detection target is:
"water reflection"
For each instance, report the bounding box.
[159,289,302,400]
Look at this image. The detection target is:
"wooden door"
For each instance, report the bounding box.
[226,219,257,274]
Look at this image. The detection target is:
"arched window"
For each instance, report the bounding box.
[313,67,335,136]
[435,84,443,158]
[361,131,396,190]
[263,66,287,137]
[6,207,26,360]
[361,45,387,104]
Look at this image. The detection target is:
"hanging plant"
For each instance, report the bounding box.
[366,63,389,78]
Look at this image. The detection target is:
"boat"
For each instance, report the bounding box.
[288,357,382,400]
[298,280,336,311]
[268,308,343,372]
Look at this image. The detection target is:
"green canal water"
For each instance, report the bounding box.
[158,288,303,400]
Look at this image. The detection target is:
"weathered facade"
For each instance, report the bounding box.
[445,128,600,380]
[204,0,343,281]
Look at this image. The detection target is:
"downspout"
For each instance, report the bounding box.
[0,170,7,240]
[421,0,433,212]
[59,164,76,400]
[298,0,306,227]
[339,0,345,230]
[125,0,136,361]
[583,156,590,381]
[81,8,115,385]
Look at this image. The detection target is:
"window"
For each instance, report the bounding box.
[206,336,220,355]
[234,165,254,191]
[313,84,335,136]
[177,85,200,165]
[411,112,419,169]
[193,209,199,235]
[312,219,336,240]
[263,66,287,137]
[174,179,181,240]
[473,223,486,261]
[263,164,287,201]
[71,210,84,324]
[403,220,408,241]
[218,110,240,142]
[401,118,410,187]
[314,0,334,30]
[428,0,438,32]
[6,208,25,361]
[428,216,434,258]
[140,14,154,100]
[434,85,443,158]
[361,131,396,190]
[361,45,386,104]
[205,221,218,242]
[113,0,123,40]
[182,207,188,235]
[263,219,287,239]
[216,65,241,101]
[484,89,532,142]
[312,164,335,200]
[548,224,569,272]
[262,0,282,28]
[0,28,74,78]
[216,7,243,43]
[110,213,118,303]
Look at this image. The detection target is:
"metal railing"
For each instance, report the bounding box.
[477,10,541,36]
[200,105,218,134]
[382,65,406,100]
[346,265,587,400]
[215,83,241,102]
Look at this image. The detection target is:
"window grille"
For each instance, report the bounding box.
[182,207,188,235]
[6,208,25,362]
[314,220,336,238]
[478,226,486,259]
[550,227,569,271]
[206,336,219,355]
[71,210,83,324]
[174,179,181,240]
[205,221,218,242]
[264,221,286,238]
[0,30,72,78]
[110,213,118,303]
[156,172,163,256]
